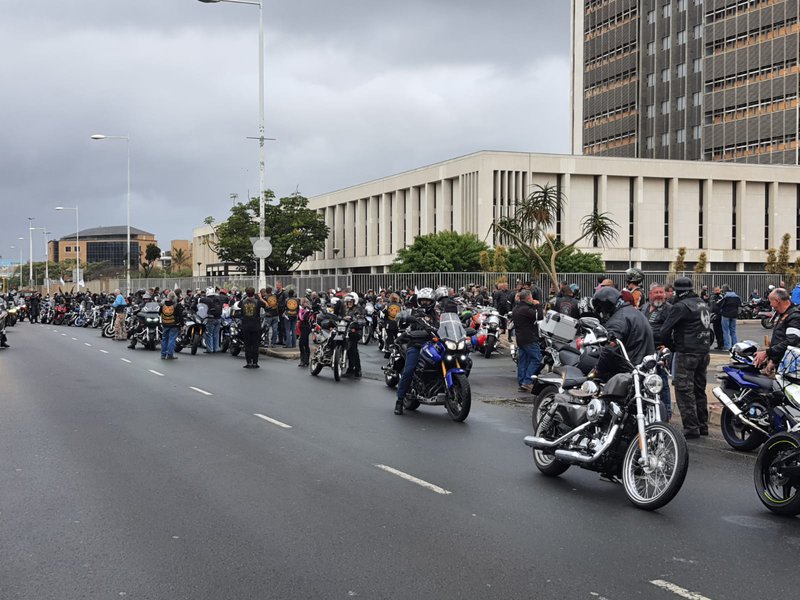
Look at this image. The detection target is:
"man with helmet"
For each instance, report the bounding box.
[341,292,365,378]
[394,287,439,415]
[659,276,712,438]
[591,286,654,380]
[624,267,645,308]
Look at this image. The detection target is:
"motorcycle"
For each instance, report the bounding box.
[40,303,54,325]
[524,326,689,510]
[386,312,474,422]
[361,302,375,345]
[753,346,800,515]
[759,308,777,329]
[309,313,362,381]
[52,304,67,326]
[174,312,206,355]
[227,317,244,357]
[0,299,9,347]
[128,301,162,350]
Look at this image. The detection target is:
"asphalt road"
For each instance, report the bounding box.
[1,320,798,600]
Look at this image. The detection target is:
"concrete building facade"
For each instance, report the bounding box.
[572,0,800,164]
[299,150,800,274]
[48,226,156,268]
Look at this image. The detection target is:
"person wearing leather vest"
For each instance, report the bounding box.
[640,282,673,420]
[659,276,712,438]
[754,288,800,370]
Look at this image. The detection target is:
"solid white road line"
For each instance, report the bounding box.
[120,358,132,364]
[84,342,92,347]
[374,464,452,495]
[149,369,165,377]
[189,386,213,396]
[650,580,713,600]
[99,349,109,354]
[254,413,293,429]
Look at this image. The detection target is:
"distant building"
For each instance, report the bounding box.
[48,226,157,269]
[160,239,192,273]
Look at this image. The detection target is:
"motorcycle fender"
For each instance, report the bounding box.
[724,368,765,391]
[445,368,466,389]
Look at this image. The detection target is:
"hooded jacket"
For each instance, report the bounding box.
[596,303,655,379]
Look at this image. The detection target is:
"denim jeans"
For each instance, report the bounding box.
[397,346,421,401]
[659,369,672,421]
[517,342,542,387]
[205,318,221,352]
[722,316,737,350]
[284,316,297,348]
[161,326,179,358]
[263,316,280,346]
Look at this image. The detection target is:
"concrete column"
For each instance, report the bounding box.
[420,183,435,235]
[325,207,334,260]
[356,198,367,257]
[366,196,378,256]
[451,177,462,233]
[391,191,403,252]
[438,179,453,231]
[335,203,345,258]
[406,188,419,246]
[379,193,391,255]
[477,170,494,243]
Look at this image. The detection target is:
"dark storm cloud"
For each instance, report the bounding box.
[0,0,570,260]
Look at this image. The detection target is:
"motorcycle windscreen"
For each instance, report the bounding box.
[143,302,161,313]
[438,313,467,342]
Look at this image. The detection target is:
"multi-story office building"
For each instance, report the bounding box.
[572,0,800,164]
[48,226,156,268]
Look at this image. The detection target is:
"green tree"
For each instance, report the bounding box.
[390,231,488,273]
[204,191,328,274]
[765,248,779,273]
[492,245,509,272]
[492,183,617,290]
[672,247,687,276]
[694,252,708,274]
[142,244,161,277]
[777,233,791,274]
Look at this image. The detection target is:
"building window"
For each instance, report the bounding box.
[662,133,670,146]
[648,10,656,24]
[694,0,703,4]
[677,95,686,110]
[646,136,655,149]
[693,58,702,73]
[661,100,671,114]
[647,73,656,86]
[677,63,687,77]
[662,4,671,18]
[647,104,655,118]
[662,36,671,50]
[677,128,686,143]
[677,30,687,44]
[647,41,656,55]
[65,246,71,252]
[693,125,702,139]
[694,24,703,39]
[678,0,687,11]
[693,92,702,106]
[662,68,671,82]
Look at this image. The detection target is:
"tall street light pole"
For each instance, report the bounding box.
[31,226,50,294]
[55,206,80,287]
[28,217,35,287]
[14,237,23,288]
[90,134,131,295]
[197,0,268,290]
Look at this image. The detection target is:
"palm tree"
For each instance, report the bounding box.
[171,247,188,272]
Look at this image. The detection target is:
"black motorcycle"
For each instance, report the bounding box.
[174,311,206,355]
[309,313,363,381]
[128,302,162,351]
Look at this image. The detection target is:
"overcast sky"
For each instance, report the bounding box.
[0,0,571,263]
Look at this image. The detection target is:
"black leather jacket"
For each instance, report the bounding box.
[399,308,439,349]
[768,304,800,363]
[659,292,712,354]
[596,303,655,379]
[641,301,672,347]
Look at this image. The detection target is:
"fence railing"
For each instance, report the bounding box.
[101,271,785,298]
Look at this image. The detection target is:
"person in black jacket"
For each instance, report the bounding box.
[709,286,725,350]
[659,276,712,438]
[395,288,439,415]
[641,282,673,419]
[754,288,800,371]
[511,289,543,392]
[553,284,580,319]
[239,286,268,368]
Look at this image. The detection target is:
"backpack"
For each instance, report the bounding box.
[286,297,299,317]
[161,304,176,326]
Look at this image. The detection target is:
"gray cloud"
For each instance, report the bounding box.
[0,0,570,262]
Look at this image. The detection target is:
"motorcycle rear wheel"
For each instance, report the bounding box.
[720,405,768,452]
[361,327,371,345]
[230,345,241,357]
[532,408,570,476]
[754,432,800,516]
[531,386,559,431]
[622,422,688,511]
[445,373,471,421]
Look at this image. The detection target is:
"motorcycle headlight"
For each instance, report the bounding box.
[445,340,457,351]
[643,373,663,395]
[457,340,466,350]
[146,317,159,323]
[581,380,599,395]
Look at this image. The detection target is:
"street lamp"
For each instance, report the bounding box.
[197,0,268,290]
[28,217,34,287]
[90,133,131,296]
[55,206,80,287]
[30,226,50,294]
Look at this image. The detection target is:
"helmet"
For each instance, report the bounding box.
[417,287,435,309]
[624,267,644,285]
[673,277,694,292]
[434,286,448,300]
[206,287,216,296]
[592,286,621,321]
[569,283,580,293]
[345,292,358,304]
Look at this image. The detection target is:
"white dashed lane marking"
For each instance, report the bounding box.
[254,414,293,429]
[650,580,713,600]
[189,387,213,396]
[120,358,132,364]
[71,337,77,341]
[148,369,165,377]
[99,350,109,354]
[84,342,92,347]
[374,464,452,495]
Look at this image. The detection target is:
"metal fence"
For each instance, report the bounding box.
[105,271,784,297]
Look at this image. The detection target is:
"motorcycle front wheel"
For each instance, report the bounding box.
[754,432,800,515]
[309,350,324,376]
[361,326,371,345]
[191,334,201,356]
[230,344,241,357]
[332,346,344,381]
[484,335,496,358]
[762,316,776,329]
[622,422,688,510]
[102,323,114,338]
[445,373,471,421]
[720,404,768,452]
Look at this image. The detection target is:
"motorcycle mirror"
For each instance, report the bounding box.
[465,327,476,336]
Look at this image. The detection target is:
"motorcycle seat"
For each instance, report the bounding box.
[553,365,588,389]
[741,372,774,390]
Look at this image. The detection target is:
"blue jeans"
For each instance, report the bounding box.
[517,342,542,387]
[284,316,297,348]
[161,326,179,358]
[205,318,221,352]
[659,369,672,421]
[722,317,737,350]
[263,316,280,346]
[397,346,420,401]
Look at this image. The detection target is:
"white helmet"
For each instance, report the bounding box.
[345,292,358,304]
[417,287,434,301]
[434,286,448,300]
[206,287,216,296]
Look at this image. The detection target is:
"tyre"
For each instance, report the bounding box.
[531,385,559,431]
[720,404,768,452]
[230,345,241,357]
[754,432,800,515]
[310,351,323,376]
[622,422,689,510]
[484,335,496,358]
[332,346,344,382]
[384,370,399,388]
[403,395,421,411]
[762,316,776,329]
[361,326,371,345]
[532,406,571,476]
[102,323,114,338]
[191,334,201,356]
[445,373,471,421]
[174,343,183,353]
[709,328,715,347]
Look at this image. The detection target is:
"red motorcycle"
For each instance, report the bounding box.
[52,304,68,326]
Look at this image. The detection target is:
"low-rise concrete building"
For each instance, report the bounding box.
[300,150,800,274]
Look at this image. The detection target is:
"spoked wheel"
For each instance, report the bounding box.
[332,346,345,382]
[445,373,471,422]
[754,432,800,516]
[720,404,768,452]
[532,407,570,476]
[531,385,558,431]
[622,422,688,510]
[309,350,323,376]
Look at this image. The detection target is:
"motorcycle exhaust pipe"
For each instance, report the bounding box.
[553,424,620,464]
[712,387,770,436]
[524,421,592,449]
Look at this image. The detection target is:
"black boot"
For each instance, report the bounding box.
[394,399,403,415]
